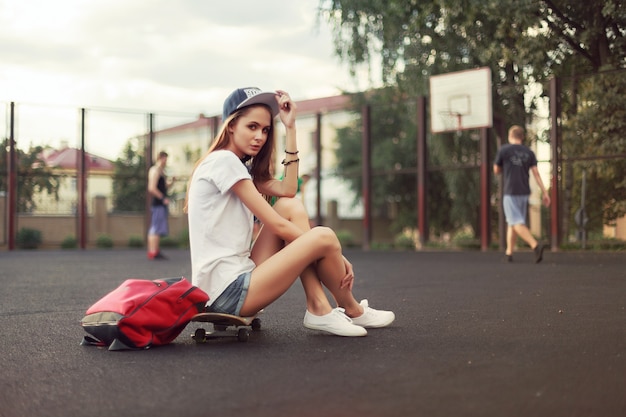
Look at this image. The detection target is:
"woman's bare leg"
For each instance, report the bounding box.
[271,198,338,314]
[244,197,361,317]
[241,226,359,316]
[249,197,329,315]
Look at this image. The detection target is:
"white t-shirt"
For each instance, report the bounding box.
[187,150,256,304]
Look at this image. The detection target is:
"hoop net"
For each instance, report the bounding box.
[438,110,463,132]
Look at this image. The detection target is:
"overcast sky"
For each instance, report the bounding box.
[1,0,377,159]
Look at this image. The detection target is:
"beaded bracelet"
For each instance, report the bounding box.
[281,158,300,166]
[285,150,299,155]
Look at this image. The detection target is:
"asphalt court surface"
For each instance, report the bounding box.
[0,248,624,417]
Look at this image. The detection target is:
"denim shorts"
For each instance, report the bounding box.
[207,271,251,316]
[503,194,529,226]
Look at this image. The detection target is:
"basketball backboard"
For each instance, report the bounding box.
[429,67,493,133]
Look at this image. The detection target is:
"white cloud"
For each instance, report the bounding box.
[0,0,376,159]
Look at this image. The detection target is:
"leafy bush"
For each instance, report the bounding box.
[177,229,190,249]
[452,229,480,250]
[96,234,114,249]
[370,241,392,250]
[61,236,77,249]
[128,235,144,248]
[592,239,626,251]
[394,233,416,250]
[335,230,355,247]
[16,228,42,249]
[160,236,179,248]
[561,238,626,251]
[394,228,418,250]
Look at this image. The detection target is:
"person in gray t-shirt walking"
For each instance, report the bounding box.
[494,125,551,263]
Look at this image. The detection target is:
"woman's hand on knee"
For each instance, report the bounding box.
[340,256,354,290]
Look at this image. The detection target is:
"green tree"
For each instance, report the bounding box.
[533,0,626,75]
[320,0,624,118]
[112,139,146,212]
[563,70,626,235]
[319,0,525,236]
[0,140,61,212]
[319,0,541,125]
[538,1,626,237]
[335,89,455,235]
[319,0,626,239]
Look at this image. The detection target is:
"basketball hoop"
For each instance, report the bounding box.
[438,110,464,133]
[429,68,492,134]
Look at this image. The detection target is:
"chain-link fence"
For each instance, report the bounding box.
[0,95,538,252]
[5,79,623,251]
[1,101,199,248]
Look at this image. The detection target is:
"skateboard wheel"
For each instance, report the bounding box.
[237,328,249,342]
[193,328,206,343]
[251,318,261,331]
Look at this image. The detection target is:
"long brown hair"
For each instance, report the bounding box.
[183,104,276,212]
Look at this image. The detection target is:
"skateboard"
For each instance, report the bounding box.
[190,312,261,343]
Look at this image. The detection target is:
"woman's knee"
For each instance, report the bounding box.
[273,197,308,219]
[308,227,341,252]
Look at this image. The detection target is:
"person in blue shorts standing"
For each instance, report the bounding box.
[147,151,170,260]
[494,125,551,263]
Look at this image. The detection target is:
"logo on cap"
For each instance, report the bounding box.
[242,88,262,99]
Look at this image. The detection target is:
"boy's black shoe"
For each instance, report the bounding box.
[534,244,545,264]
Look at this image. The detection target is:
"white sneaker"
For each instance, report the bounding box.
[350,300,395,328]
[303,308,367,337]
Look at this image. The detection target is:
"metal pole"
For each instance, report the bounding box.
[211,116,219,147]
[315,112,322,226]
[417,96,428,247]
[78,108,87,249]
[361,105,371,250]
[494,117,506,250]
[145,113,154,242]
[7,102,16,250]
[480,127,491,251]
[581,169,586,249]
[549,77,561,250]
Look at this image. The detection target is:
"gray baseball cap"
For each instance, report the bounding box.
[222,87,279,121]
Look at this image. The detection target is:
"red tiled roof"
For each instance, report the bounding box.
[295,94,354,114]
[155,115,219,135]
[40,148,114,171]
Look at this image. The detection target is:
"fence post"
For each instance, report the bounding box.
[417,96,428,247]
[493,117,506,250]
[549,77,561,250]
[314,112,322,226]
[7,102,16,250]
[145,113,154,243]
[78,108,87,249]
[93,195,107,237]
[0,194,4,245]
[480,127,491,251]
[361,105,371,250]
[326,200,339,231]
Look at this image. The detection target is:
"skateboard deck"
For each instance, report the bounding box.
[190,312,261,343]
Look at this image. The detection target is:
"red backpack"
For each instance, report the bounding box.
[81,277,208,351]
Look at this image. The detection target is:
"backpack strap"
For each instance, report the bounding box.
[80,335,106,347]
